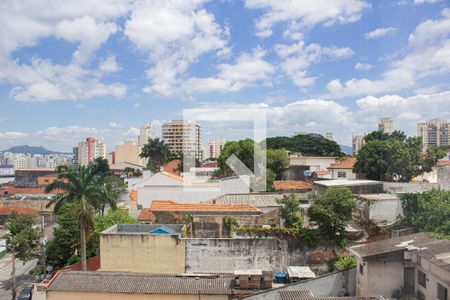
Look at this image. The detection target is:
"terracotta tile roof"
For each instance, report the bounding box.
[273,180,313,191]
[129,190,137,202]
[150,200,261,213]
[0,187,65,195]
[163,160,181,176]
[65,256,101,272]
[0,206,40,215]
[137,209,156,222]
[313,170,331,175]
[437,160,450,167]
[47,271,235,295]
[328,157,357,169]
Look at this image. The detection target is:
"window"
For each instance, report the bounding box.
[438,283,448,300]
[359,263,364,275]
[418,270,426,288]
[338,171,347,178]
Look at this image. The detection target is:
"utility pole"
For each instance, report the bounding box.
[10,239,16,300]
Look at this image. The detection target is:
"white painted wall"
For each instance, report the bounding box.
[369,199,403,222]
[331,169,357,180]
[289,156,338,171]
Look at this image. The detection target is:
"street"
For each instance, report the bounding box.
[0,254,37,300]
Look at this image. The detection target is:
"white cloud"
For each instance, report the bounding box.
[326,9,450,98]
[133,103,142,108]
[354,62,373,70]
[415,0,444,4]
[182,48,274,93]
[275,41,354,87]
[364,27,397,40]
[0,131,28,140]
[109,122,122,128]
[122,127,140,137]
[124,1,229,96]
[99,56,121,73]
[244,0,370,38]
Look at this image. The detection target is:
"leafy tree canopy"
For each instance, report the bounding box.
[5,213,41,261]
[140,137,172,172]
[265,133,344,157]
[307,187,355,241]
[276,193,304,229]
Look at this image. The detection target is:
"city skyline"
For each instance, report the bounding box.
[0,0,449,151]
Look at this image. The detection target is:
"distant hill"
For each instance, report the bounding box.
[340,145,353,155]
[1,145,69,155]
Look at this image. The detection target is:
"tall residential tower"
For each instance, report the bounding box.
[162,120,202,160]
[417,118,450,150]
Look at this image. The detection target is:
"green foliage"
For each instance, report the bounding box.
[4,213,41,262]
[140,137,172,172]
[266,149,289,179]
[354,130,446,182]
[334,256,356,271]
[91,157,111,177]
[266,134,343,157]
[399,189,450,237]
[307,187,355,241]
[223,217,239,237]
[277,193,304,228]
[217,139,259,176]
[68,254,80,266]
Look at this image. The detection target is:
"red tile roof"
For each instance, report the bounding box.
[0,206,40,215]
[137,209,156,222]
[150,200,261,213]
[163,160,181,176]
[273,180,313,191]
[0,187,65,195]
[314,170,331,175]
[328,157,357,169]
[65,256,101,272]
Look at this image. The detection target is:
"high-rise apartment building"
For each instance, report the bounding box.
[139,123,157,146]
[208,138,226,159]
[417,118,450,150]
[325,132,334,141]
[162,120,201,160]
[352,134,366,155]
[378,117,394,134]
[113,141,144,166]
[77,137,106,166]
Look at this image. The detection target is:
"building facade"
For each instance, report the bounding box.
[77,137,106,166]
[139,123,157,146]
[162,120,201,160]
[113,141,144,166]
[417,118,450,150]
[378,117,394,134]
[208,138,226,159]
[352,135,366,155]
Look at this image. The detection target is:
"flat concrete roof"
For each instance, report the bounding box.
[356,193,399,201]
[314,179,382,187]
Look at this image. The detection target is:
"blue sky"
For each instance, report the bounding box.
[0,0,449,151]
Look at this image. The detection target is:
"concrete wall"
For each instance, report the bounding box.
[242,268,356,299]
[185,238,336,274]
[47,291,229,300]
[383,182,440,194]
[413,253,450,300]
[369,199,403,222]
[100,233,185,273]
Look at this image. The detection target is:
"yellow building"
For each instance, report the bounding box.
[100,224,185,274]
[46,271,234,300]
[113,141,144,166]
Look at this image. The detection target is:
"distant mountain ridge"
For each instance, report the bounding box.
[1,145,70,155]
[340,145,352,155]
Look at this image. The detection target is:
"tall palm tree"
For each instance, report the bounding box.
[140,137,172,172]
[45,164,104,271]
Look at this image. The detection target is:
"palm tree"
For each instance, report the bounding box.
[45,164,104,271]
[140,137,172,172]
[92,176,124,216]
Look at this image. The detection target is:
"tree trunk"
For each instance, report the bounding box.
[11,251,16,300]
[80,221,87,271]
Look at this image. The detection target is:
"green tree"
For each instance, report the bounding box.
[266,134,343,157]
[217,139,259,176]
[45,164,104,271]
[46,202,81,269]
[277,193,303,228]
[90,209,136,253]
[400,189,450,237]
[307,187,355,241]
[4,213,41,299]
[223,217,239,237]
[91,157,111,177]
[266,149,289,179]
[92,176,125,216]
[140,137,172,172]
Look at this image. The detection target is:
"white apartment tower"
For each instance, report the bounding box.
[352,134,366,155]
[77,137,106,166]
[162,120,202,160]
[208,138,226,159]
[325,132,334,141]
[417,118,450,150]
[139,123,157,146]
[378,117,394,134]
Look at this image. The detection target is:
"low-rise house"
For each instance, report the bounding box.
[328,157,358,180]
[273,180,313,193]
[14,168,57,187]
[0,205,39,224]
[349,233,450,299]
[205,193,284,213]
[45,271,235,300]
[138,200,262,237]
[313,180,383,196]
[354,194,403,224]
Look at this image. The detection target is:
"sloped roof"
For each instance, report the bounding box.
[47,271,234,295]
[278,291,381,300]
[437,160,450,167]
[0,206,40,215]
[1,187,65,195]
[328,157,357,170]
[273,180,313,191]
[65,256,101,272]
[205,193,285,207]
[137,209,156,222]
[150,200,261,213]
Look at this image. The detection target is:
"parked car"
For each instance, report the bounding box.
[16,286,32,300]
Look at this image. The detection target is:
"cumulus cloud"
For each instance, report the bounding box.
[415,0,444,4]
[275,41,354,87]
[354,62,373,70]
[99,56,121,73]
[364,27,397,40]
[326,9,450,98]
[244,0,370,38]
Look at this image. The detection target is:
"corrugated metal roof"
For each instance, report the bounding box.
[205,193,286,207]
[47,271,234,295]
[278,291,381,300]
